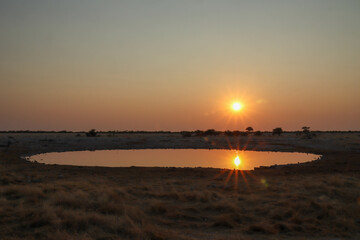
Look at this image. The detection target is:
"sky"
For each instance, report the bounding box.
[1,0,359,131]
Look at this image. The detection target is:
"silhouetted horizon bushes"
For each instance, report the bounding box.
[0,130,359,134]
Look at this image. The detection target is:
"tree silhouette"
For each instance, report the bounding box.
[86,129,97,137]
[302,126,310,133]
[272,127,283,136]
[302,126,313,139]
[246,127,254,133]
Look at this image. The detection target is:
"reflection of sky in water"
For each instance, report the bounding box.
[28,150,320,170]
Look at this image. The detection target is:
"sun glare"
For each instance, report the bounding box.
[232,102,242,111]
[234,156,241,168]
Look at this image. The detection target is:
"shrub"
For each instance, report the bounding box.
[232,131,241,136]
[86,129,97,137]
[204,129,220,136]
[194,130,204,136]
[302,126,310,133]
[272,128,283,136]
[224,131,233,136]
[254,131,262,136]
[181,131,192,137]
[301,127,313,139]
[239,132,248,136]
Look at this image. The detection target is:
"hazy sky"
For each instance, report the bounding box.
[1,0,359,131]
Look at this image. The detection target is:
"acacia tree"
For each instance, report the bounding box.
[302,126,310,133]
[302,126,313,139]
[272,127,283,136]
[246,127,254,133]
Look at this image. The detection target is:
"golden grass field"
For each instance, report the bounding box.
[0,132,359,239]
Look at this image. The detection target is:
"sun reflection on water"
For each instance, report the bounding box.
[234,155,241,168]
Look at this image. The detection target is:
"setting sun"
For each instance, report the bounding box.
[232,102,243,111]
[234,155,241,168]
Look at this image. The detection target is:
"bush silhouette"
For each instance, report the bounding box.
[204,129,220,136]
[181,131,192,137]
[86,129,97,137]
[194,130,204,136]
[224,130,233,136]
[232,131,241,136]
[254,131,262,136]
[272,128,283,136]
[302,126,310,133]
[246,127,254,133]
[301,126,314,139]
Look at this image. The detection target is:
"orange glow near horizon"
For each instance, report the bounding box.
[1,2,360,131]
[211,92,253,131]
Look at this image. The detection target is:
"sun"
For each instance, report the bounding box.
[234,156,241,168]
[232,102,243,111]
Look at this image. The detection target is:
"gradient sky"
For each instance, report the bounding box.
[1,0,359,131]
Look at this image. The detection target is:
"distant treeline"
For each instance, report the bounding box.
[0,130,358,134]
[0,130,75,133]
[0,130,172,134]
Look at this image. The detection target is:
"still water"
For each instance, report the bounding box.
[27,149,320,170]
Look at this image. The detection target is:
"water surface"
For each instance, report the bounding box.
[27,149,320,170]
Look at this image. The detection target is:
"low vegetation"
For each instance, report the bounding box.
[254,131,262,136]
[1,149,360,239]
[86,129,97,137]
[180,131,192,138]
[272,127,283,136]
[1,132,360,239]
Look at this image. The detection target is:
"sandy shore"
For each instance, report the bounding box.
[0,132,359,239]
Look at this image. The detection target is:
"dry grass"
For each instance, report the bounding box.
[1,146,360,239]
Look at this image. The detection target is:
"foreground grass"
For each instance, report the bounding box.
[0,150,360,239]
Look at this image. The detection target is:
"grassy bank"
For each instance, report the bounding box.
[1,146,360,239]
